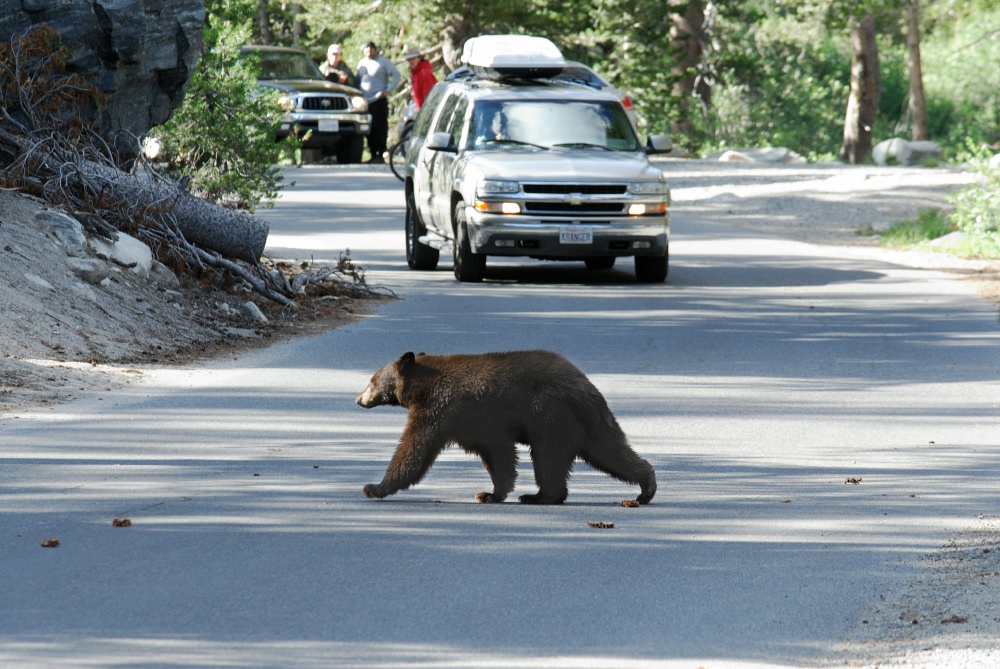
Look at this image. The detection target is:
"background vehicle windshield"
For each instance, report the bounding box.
[470,99,639,151]
[255,52,324,80]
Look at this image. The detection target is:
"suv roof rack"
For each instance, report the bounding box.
[461,35,566,79]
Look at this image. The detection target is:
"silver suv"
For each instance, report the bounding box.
[242,45,370,164]
[402,46,672,282]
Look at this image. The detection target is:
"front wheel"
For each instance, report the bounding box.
[406,191,439,270]
[388,140,407,181]
[453,203,486,283]
[634,249,668,283]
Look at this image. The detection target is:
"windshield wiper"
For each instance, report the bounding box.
[480,138,549,150]
[553,142,615,151]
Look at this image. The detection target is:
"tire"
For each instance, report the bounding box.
[584,257,616,270]
[453,202,486,282]
[634,248,668,283]
[335,136,364,164]
[405,191,439,270]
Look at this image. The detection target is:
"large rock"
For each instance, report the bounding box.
[0,0,205,157]
[872,138,943,166]
[710,147,807,164]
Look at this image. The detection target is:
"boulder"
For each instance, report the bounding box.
[712,147,806,164]
[66,257,112,285]
[89,232,154,279]
[0,0,205,157]
[36,209,87,257]
[872,138,943,166]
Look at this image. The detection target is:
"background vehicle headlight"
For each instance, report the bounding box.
[277,95,297,112]
[351,96,368,113]
[477,180,521,196]
[629,181,668,195]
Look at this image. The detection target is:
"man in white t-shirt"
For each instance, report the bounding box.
[356,41,401,163]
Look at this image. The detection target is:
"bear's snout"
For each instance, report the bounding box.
[356,383,381,408]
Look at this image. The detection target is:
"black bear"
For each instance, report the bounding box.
[356,350,657,505]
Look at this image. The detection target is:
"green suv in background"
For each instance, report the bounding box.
[242,45,370,164]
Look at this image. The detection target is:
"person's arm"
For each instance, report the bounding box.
[385,57,402,93]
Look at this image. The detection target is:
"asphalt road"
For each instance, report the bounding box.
[2,164,998,668]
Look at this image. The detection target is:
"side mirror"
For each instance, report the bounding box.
[426,131,457,153]
[646,134,673,154]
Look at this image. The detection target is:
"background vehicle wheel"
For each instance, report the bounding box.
[335,136,364,164]
[406,192,439,270]
[584,257,616,270]
[634,250,668,283]
[453,203,486,282]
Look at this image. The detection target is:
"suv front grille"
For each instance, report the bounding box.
[300,95,349,111]
[522,184,627,195]
[525,202,625,214]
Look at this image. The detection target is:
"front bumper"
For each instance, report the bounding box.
[466,211,669,258]
[278,112,371,146]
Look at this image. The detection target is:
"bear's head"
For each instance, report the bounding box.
[356,352,418,408]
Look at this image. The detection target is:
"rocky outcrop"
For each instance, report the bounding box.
[0,0,205,157]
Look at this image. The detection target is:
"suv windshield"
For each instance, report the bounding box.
[255,51,324,80]
[469,99,639,151]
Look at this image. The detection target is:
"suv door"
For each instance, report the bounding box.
[426,94,469,235]
[408,84,446,230]
[413,91,461,236]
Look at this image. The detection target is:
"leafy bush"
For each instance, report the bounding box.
[950,142,1000,257]
[150,16,296,211]
[880,209,955,247]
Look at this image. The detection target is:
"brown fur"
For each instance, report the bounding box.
[356,351,657,504]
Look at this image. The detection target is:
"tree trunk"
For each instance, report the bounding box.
[668,0,709,143]
[840,11,881,164]
[906,0,928,140]
[0,128,269,263]
[291,3,307,46]
[257,0,274,45]
[442,12,478,73]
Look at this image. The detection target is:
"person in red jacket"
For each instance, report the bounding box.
[402,46,438,109]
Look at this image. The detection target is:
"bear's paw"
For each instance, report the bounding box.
[363,484,386,499]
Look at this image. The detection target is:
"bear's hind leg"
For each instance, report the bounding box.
[580,436,657,504]
[475,445,518,503]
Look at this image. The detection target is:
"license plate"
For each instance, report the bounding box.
[559,226,593,244]
[318,119,340,132]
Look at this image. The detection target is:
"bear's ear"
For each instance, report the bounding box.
[396,351,416,368]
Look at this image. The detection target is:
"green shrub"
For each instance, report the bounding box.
[880,209,956,248]
[950,143,1000,258]
[150,16,297,211]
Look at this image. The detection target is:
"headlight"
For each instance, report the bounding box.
[477,180,521,196]
[627,203,668,216]
[475,200,521,214]
[351,95,368,113]
[277,95,296,112]
[629,181,668,195]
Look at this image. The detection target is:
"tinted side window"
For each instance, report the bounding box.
[447,98,469,147]
[432,92,462,134]
[411,84,447,141]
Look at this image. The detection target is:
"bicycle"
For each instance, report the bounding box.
[388,120,413,181]
[388,102,417,181]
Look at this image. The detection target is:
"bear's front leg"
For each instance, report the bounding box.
[474,446,517,503]
[364,419,445,499]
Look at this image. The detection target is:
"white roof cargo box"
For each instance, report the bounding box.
[461,35,565,78]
